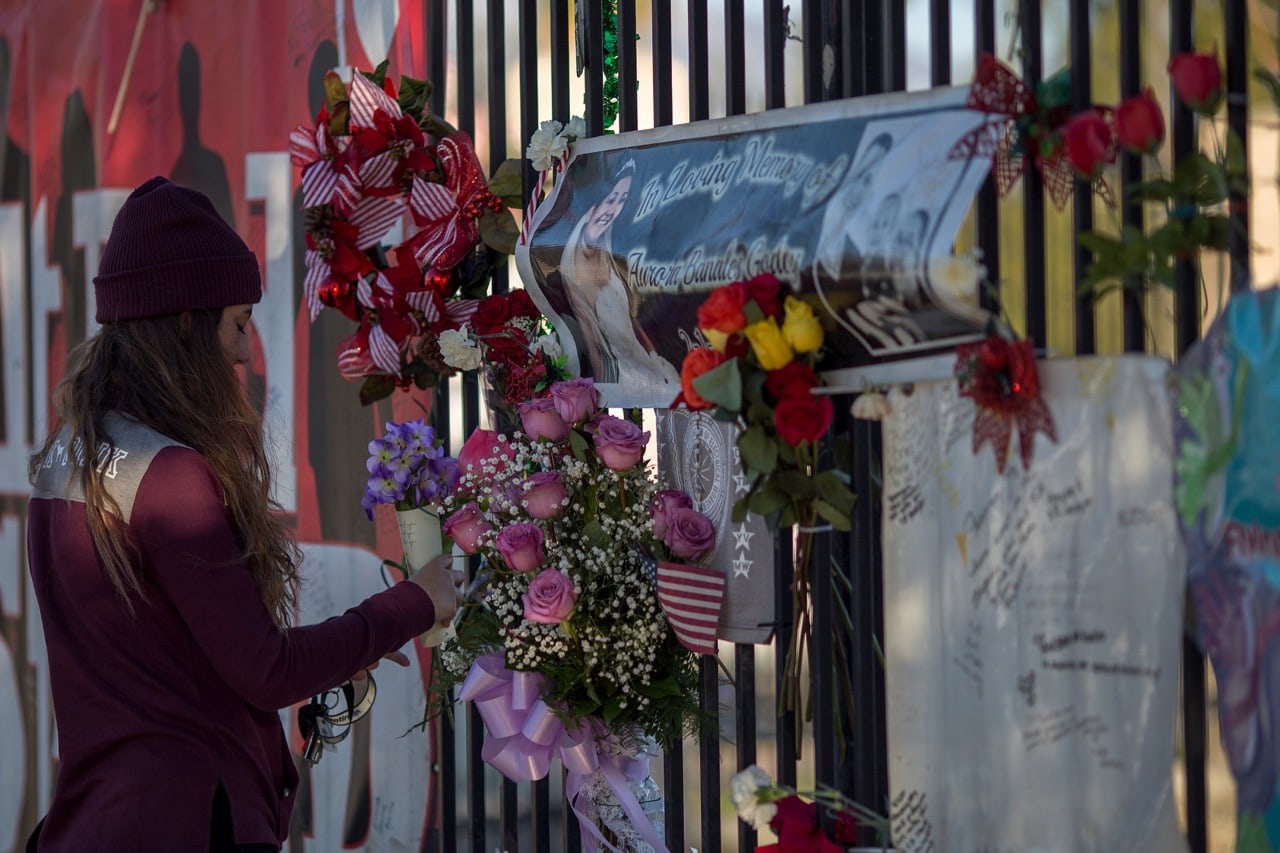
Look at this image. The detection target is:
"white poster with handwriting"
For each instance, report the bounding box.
[881,356,1187,853]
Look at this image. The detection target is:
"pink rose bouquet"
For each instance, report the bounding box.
[430,377,708,748]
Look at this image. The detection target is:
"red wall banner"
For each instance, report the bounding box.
[0,2,445,849]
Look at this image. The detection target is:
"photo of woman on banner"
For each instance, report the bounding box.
[558,159,679,386]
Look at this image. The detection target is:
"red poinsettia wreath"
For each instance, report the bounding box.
[290,62,521,404]
[954,335,1057,473]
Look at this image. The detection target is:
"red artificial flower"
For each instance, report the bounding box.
[1061,109,1114,179]
[761,796,847,853]
[774,395,833,446]
[1168,51,1223,114]
[678,348,727,411]
[763,361,817,402]
[482,327,532,363]
[406,132,502,273]
[954,335,1057,473]
[697,285,748,334]
[473,293,512,333]
[739,272,783,318]
[1113,87,1165,155]
[507,288,540,319]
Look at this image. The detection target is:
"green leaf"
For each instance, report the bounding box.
[636,675,683,698]
[478,208,520,255]
[397,74,434,119]
[359,374,397,406]
[731,496,750,524]
[582,519,608,549]
[814,471,857,514]
[1077,231,1125,255]
[747,484,789,516]
[602,695,624,724]
[362,60,391,89]
[813,498,853,532]
[739,425,778,475]
[488,159,526,207]
[568,428,592,462]
[1126,178,1175,203]
[771,468,816,500]
[1255,68,1280,111]
[691,358,742,412]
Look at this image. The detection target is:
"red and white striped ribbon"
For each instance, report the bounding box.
[518,148,570,246]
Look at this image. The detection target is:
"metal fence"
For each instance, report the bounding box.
[421,1,1265,850]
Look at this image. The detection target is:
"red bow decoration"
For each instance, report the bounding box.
[950,53,1081,210]
[407,132,504,273]
[954,336,1057,474]
[303,215,374,321]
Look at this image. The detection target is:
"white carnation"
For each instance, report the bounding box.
[526,119,565,171]
[927,250,986,304]
[729,765,774,828]
[534,333,562,359]
[562,115,586,141]
[438,326,483,371]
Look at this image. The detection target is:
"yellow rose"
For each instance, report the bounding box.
[743,319,793,370]
[781,296,824,353]
[703,327,730,353]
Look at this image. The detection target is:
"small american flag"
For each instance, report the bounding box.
[656,560,725,656]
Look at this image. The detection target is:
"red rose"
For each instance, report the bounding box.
[507,288,539,319]
[764,361,817,402]
[472,294,511,333]
[697,285,748,333]
[1114,87,1165,155]
[740,272,782,317]
[1061,109,1114,179]
[767,796,845,853]
[774,394,833,445]
[679,348,727,410]
[1168,51,1223,114]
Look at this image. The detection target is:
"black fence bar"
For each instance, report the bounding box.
[488,0,509,298]
[1224,0,1250,291]
[762,0,787,110]
[803,0,825,101]
[1069,0,1095,356]
[1019,0,1048,346]
[884,0,906,93]
[1117,0,1146,352]
[773,532,799,790]
[499,777,518,853]
[549,0,570,120]
[688,0,710,121]
[584,0,605,135]
[735,644,758,852]
[929,0,950,86]
[974,0,1001,312]
[428,1,449,119]
[697,656,721,853]
[725,0,746,116]
[457,0,476,134]
[518,0,540,204]
[662,736,685,850]
[617,1,638,131]
[652,0,673,127]
[1169,2,1208,851]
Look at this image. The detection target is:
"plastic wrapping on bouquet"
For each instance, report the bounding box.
[396,507,463,647]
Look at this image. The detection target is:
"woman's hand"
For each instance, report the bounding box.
[409,553,465,626]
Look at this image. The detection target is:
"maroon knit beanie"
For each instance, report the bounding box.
[93,176,262,322]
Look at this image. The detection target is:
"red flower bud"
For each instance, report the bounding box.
[1114,87,1165,154]
[1168,51,1223,114]
[1061,110,1115,180]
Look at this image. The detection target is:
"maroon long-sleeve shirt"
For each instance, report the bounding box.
[27,414,435,851]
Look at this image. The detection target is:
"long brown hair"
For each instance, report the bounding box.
[29,309,301,628]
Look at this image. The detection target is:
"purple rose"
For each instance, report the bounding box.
[442,501,490,554]
[495,522,546,572]
[663,507,716,561]
[650,489,694,539]
[592,414,649,471]
[521,471,568,520]
[522,568,578,624]
[518,397,570,442]
[549,378,600,425]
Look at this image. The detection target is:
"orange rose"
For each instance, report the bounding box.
[679,348,727,410]
[697,285,748,333]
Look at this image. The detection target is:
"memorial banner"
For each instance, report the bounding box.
[880,356,1186,853]
[516,87,997,408]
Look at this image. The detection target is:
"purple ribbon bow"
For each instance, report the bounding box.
[458,654,668,853]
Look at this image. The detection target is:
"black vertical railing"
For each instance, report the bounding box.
[414,2,1244,849]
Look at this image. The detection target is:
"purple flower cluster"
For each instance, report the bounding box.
[362,420,461,519]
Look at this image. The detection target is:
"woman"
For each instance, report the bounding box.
[559,162,679,386]
[25,177,461,852]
